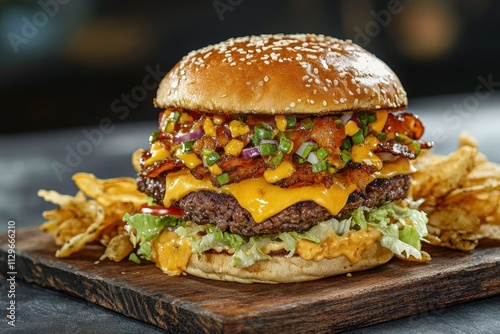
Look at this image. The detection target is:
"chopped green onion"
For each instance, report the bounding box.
[181,140,195,153]
[217,173,230,186]
[341,138,352,150]
[311,161,329,173]
[352,130,365,145]
[286,115,297,129]
[278,137,293,153]
[260,143,277,156]
[149,131,158,144]
[316,147,330,160]
[341,150,351,163]
[267,151,283,167]
[253,124,273,146]
[362,125,369,137]
[294,155,306,164]
[299,144,317,159]
[205,151,220,166]
[367,113,377,123]
[200,149,212,156]
[300,118,314,130]
[377,133,387,140]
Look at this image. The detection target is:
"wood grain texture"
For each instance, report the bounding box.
[1,228,499,333]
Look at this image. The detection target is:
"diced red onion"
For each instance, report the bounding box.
[241,146,261,158]
[306,151,319,164]
[340,112,361,127]
[223,128,232,140]
[340,112,353,125]
[174,128,205,143]
[295,141,315,157]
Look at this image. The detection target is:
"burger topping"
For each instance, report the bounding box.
[140,107,430,188]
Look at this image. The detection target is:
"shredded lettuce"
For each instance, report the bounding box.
[123,213,184,260]
[123,199,429,268]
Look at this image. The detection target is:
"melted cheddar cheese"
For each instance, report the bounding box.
[163,158,414,223]
[296,228,381,263]
[151,229,192,275]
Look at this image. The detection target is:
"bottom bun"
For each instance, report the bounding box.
[185,242,394,284]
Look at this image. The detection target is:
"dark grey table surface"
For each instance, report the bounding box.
[1,92,499,333]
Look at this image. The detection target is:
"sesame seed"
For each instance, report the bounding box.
[264,76,269,82]
[264,60,270,65]
[334,79,339,86]
[313,68,319,75]
[290,102,296,107]
[246,81,252,85]
[230,62,237,66]
[322,100,327,106]
[314,78,321,84]
[340,98,346,103]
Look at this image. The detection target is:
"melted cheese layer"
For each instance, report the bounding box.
[163,158,414,223]
[296,228,381,263]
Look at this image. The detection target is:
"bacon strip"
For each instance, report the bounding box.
[384,113,425,140]
[141,157,184,178]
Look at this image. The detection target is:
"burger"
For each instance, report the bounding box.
[123,33,433,283]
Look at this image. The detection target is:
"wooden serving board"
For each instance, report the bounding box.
[1,228,499,333]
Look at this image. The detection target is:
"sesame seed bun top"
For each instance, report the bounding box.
[154,33,408,115]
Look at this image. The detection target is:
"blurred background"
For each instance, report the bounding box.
[1,0,499,134]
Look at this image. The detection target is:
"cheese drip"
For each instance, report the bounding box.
[296,228,381,263]
[151,230,192,275]
[163,158,414,223]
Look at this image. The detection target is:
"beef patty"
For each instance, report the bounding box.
[137,174,411,236]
